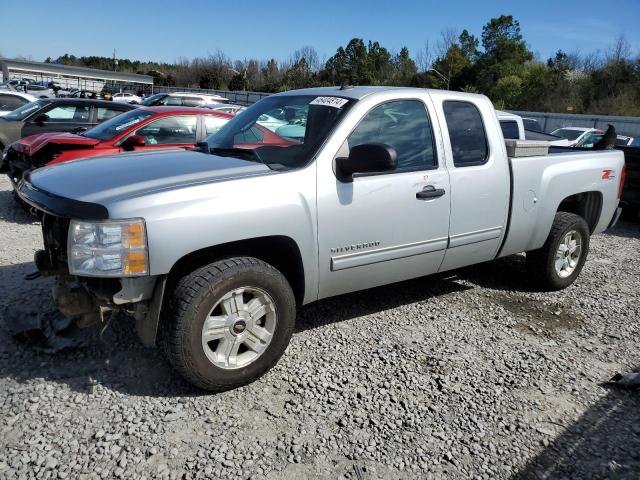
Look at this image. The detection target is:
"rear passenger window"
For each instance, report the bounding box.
[97,107,124,122]
[500,120,519,140]
[182,97,204,107]
[204,115,229,136]
[443,101,488,167]
[348,100,436,171]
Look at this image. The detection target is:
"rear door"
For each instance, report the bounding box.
[317,96,451,299]
[431,94,510,271]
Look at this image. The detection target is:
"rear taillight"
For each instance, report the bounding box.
[618,163,626,200]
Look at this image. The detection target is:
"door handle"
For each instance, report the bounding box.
[416,185,445,200]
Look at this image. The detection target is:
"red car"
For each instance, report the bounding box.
[5,106,290,185]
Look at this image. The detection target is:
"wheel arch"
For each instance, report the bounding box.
[166,235,306,306]
[556,190,603,233]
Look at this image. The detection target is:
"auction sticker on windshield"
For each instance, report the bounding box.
[310,97,349,108]
[115,118,145,131]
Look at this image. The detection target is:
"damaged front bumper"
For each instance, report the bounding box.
[18,176,166,347]
[39,268,166,348]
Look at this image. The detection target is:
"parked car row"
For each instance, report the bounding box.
[0,98,135,156]
[2,107,237,184]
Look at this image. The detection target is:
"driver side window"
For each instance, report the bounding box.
[42,105,91,123]
[134,116,197,145]
[348,100,436,171]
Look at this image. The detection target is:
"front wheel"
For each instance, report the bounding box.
[526,212,590,290]
[162,257,296,391]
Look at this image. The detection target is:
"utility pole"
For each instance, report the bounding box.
[428,68,450,90]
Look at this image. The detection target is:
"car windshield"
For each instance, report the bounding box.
[3,100,46,121]
[551,128,584,141]
[205,94,354,170]
[140,94,166,106]
[575,132,602,147]
[83,109,155,140]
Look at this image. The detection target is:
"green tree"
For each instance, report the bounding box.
[391,47,417,85]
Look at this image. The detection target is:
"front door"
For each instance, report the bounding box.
[317,97,451,299]
[22,103,92,137]
[128,115,198,151]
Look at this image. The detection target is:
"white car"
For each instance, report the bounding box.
[112,92,142,104]
[0,91,38,116]
[497,111,570,146]
[140,92,228,107]
[206,104,246,115]
[550,127,601,147]
[575,131,634,148]
[256,113,288,132]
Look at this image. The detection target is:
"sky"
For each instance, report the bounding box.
[1,0,639,65]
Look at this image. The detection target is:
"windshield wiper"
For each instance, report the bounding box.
[210,147,262,163]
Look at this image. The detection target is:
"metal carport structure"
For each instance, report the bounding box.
[1,58,153,93]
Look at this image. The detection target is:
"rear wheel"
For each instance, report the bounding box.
[162,257,296,391]
[526,212,590,290]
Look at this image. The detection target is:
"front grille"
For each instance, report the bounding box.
[41,214,70,273]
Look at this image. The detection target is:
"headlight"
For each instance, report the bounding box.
[68,219,148,277]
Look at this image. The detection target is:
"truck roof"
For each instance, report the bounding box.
[273,85,484,101]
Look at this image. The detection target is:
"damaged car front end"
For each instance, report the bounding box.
[17,175,165,346]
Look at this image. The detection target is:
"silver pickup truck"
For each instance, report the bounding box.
[17,86,625,391]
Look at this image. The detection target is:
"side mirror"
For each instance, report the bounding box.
[121,134,146,151]
[194,141,209,153]
[33,113,49,125]
[335,143,397,182]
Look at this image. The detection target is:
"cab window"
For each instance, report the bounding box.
[348,99,436,171]
[443,101,488,167]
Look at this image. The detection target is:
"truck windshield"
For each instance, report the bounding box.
[205,94,355,169]
[83,109,155,140]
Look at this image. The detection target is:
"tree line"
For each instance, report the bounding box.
[48,15,640,116]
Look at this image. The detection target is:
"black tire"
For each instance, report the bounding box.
[526,212,590,290]
[162,257,296,391]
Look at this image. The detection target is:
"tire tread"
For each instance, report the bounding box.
[162,257,295,391]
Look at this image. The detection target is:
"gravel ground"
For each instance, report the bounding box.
[0,174,639,480]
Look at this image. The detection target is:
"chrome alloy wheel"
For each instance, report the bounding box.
[555,230,582,278]
[201,287,277,370]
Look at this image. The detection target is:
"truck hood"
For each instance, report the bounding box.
[14,132,100,156]
[26,149,273,206]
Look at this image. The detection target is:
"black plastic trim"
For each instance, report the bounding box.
[17,173,109,220]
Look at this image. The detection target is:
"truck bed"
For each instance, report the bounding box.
[498,148,625,258]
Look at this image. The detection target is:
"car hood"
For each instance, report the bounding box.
[27,149,273,206]
[13,132,100,156]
